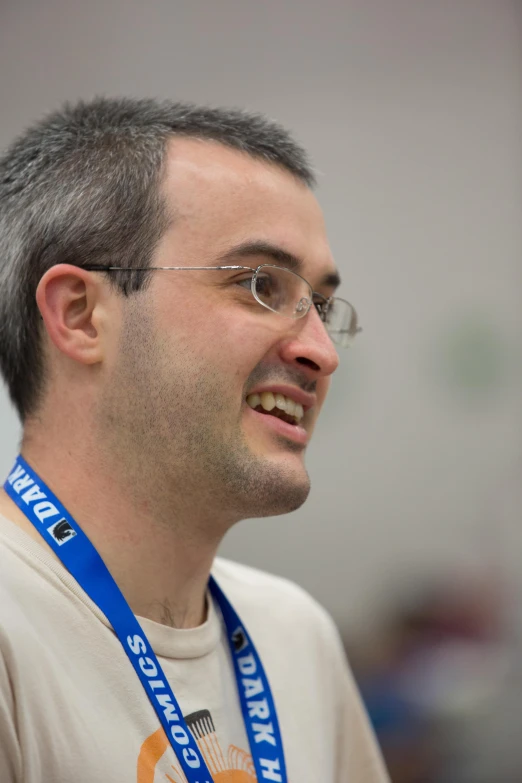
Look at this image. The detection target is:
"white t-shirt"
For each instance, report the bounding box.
[0,514,388,782]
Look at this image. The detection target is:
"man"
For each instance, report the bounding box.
[0,97,388,782]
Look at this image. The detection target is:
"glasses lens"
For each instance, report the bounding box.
[253,265,312,319]
[324,298,360,348]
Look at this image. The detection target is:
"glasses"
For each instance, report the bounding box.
[83,263,361,348]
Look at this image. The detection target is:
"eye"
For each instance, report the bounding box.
[254,272,276,298]
[234,275,254,290]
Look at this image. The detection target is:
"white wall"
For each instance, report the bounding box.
[1,0,521,631]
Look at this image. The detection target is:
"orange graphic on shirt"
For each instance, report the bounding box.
[137,709,257,783]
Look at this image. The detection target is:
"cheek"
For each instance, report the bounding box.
[153,282,285,380]
[161,315,263,396]
[200,314,277,370]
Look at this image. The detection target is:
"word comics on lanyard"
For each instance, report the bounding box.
[4,456,288,783]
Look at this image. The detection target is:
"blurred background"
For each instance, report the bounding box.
[1,1,521,779]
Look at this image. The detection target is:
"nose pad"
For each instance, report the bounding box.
[295,297,310,315]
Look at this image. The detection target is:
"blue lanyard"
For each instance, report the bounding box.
[4,456,287,783]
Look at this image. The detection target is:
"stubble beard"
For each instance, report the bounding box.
[98,306,311,528]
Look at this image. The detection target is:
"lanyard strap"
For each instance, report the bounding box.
[4,456,287,783]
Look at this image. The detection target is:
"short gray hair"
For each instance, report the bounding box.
[0,97,315,421]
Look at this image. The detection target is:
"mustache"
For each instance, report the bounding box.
[244,366,317,396]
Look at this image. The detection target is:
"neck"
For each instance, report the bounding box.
[2,433,228,629]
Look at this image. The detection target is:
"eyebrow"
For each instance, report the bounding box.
[218,240,341,290]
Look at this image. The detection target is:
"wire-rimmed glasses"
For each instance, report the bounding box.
[83,263,361,348]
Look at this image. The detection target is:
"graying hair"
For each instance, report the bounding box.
[0,97,315,421]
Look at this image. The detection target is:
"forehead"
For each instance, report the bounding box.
[158,138,335,280]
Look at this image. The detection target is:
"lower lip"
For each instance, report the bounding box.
[245,405,308,446]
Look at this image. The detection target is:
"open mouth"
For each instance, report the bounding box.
[246,392,304,427]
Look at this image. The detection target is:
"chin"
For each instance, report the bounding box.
[249,471,311,518]
[215,435,311,519]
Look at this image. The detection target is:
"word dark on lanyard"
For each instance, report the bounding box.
[4,456,287,783]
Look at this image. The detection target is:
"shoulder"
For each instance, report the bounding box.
[0,516,108,662]
[212,556,330,616]
[212,557,343,658]
[211,558,392,781]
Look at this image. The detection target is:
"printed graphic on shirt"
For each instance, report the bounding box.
[137,708,257,783]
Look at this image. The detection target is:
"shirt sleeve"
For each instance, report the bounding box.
[0,650,21,783]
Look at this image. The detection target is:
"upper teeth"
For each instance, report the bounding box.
[246,392,305,422]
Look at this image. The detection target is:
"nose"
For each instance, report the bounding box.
[278,305,340,379]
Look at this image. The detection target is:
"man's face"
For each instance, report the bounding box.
[100,138,340,524]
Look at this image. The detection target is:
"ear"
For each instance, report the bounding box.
[36,264,108,365]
